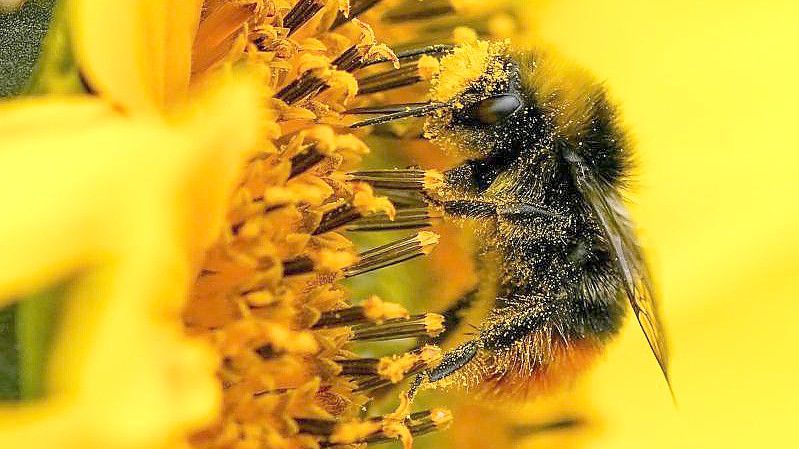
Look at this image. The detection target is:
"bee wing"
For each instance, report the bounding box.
[566,151,671,389]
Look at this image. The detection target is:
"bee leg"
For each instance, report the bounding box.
[439,199,498,218]
[439,199,561,222]
[407,340,478,399]
[427,340,479,382]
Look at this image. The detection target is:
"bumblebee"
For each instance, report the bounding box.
[348,40,669,399]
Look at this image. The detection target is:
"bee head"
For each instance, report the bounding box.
[425,41,631,188]
[423,41,533,160]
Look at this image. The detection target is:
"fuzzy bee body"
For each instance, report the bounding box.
[350,40,669,399]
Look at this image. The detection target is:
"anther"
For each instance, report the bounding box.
[350,313,444,341]
[361,44,454,68]
[284,0,325,35]
[330,0,384,29]
[347,207,439,232]
[347,102,448,127]
[342,345,442,392]
[347,169,442,191]
[356,63,423,95]
[289,144,325,178]
[302,408,452,446]
[313,203,363,235]
[343,232,439,277]
[363,408,453,445]
[313,296,409,328]
[282,256,315,276]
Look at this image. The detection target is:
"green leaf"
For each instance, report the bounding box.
[0,281,69,402]
[0,304,20,400]
[24,0,84,95]
[0,0,58,97]
[16,282,68,399]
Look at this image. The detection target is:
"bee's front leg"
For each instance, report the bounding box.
[411,296,562,395]
[423,160,500,218]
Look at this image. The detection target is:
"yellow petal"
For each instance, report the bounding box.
[0,73,264,449]
[70,0,204,111]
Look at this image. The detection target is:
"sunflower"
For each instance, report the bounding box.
[3,1,799,449]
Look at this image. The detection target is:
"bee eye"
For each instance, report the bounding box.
[472,94,522,125]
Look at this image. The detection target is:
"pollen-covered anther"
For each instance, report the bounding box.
[313,296,408,329]
[339,345,441,392]
[377,345,442,383]
[312,184,396,235]
[347,168,442,191]
[343,231,440,277]
[350,313,444,341]
[320,408,453,448]
[330,0,383,30]
[362,295,410,321]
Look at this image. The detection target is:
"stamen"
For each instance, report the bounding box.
[300,408,452,446]
[277,46,371,105]
[357,67,425,95]
[363,409,453,445]
[284,0,325,35]
[382,0,455,23]
[344,232,439,277]
[338,357,381,376]
[275,72,327,105]
[282,256,315,276]
[314,296,409,328]
[296,418,339,437]
[347,207,439,232]
[331,45,370,73]
[330,0,384,29]
[313,203,363,235]
[314,204,437,235]
[356,63,422,95]
[350,313,444,341]
[347,168,442,191]
[346,102,433,115]
[377,189,429,208]
[289,144,325,178]
[348,102,448,128]
[343,345,442,392]
[361,44,454,68]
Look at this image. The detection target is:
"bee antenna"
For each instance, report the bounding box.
[348,102,448,128]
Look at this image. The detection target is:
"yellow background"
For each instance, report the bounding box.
[530,1,799,447]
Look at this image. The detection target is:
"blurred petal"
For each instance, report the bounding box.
[0,74,263,449]
[70,0,204,111]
